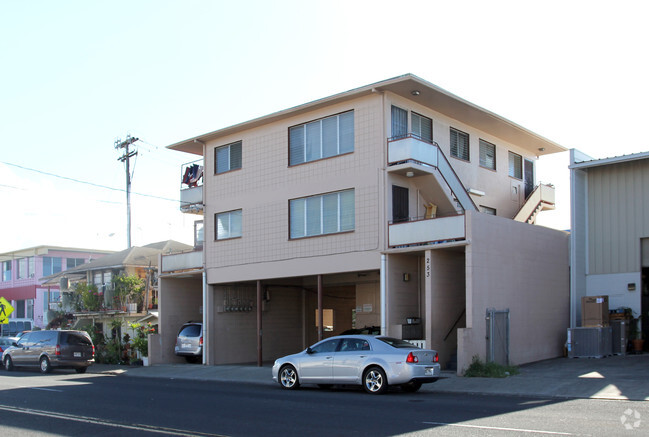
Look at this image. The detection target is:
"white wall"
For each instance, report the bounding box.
[586,272,642,315]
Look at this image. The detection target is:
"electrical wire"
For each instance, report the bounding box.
[0,160,184,204]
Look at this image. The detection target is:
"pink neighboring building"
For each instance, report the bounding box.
[0,246,113,329]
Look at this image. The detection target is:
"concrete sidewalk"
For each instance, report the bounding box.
[89,354,649,401]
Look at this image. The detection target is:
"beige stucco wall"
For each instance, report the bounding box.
[458,211,569,373]
[385,92,534,219]
[203,93,385,284]
[153,276,202,364]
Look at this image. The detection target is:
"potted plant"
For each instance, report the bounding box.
[631,316,644,353]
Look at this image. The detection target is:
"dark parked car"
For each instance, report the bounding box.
[174,322,203,363]
[2,330,95,374]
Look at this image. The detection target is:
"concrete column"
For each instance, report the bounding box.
[317,275,323,341]
[257,280,262,366]
[424,250,433,348]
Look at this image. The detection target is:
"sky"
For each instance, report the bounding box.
[1,0,648,253]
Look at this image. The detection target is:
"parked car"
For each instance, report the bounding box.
[174,322,203,363]
[0,337,15,354]
[2,330,95,374]
[272,335,441,394]
[340,326,381,335]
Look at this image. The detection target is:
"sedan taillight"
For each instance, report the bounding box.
[406,351,418,363]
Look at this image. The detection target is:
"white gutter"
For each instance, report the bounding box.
[380,254,386,335]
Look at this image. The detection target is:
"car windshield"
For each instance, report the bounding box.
[376,337,418,348]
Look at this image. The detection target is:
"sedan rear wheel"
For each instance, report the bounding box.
[363,366,388,394]
[279,365,300,390]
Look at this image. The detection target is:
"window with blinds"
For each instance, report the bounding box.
[289,189,355,239]
[411,112,432,142]
[289,111,354,166]
[479,139,496,170]
[215,141,242,174]
[216,209,242,240]
[391,106,408,139]
[450,128,470,161]
[508,151,523,179]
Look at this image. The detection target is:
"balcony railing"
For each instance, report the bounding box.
[180,159,204,214]
[388,214,466,248]
[160,249,203,273]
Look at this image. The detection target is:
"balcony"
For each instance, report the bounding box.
[387,136,477,213]
[180,160,204,214]
[160,249,203,274]
[388,215,466,248]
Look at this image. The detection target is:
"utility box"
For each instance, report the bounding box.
[611,320,630,355]
[581,296,609,327]
[567,327,613,358]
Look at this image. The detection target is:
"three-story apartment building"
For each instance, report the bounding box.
[157,74,569,373]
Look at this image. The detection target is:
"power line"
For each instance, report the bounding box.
[0,160,184,204]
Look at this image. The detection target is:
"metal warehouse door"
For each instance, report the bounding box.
[486,308,510,365]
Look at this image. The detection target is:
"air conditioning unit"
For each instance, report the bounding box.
[567,327,613,358]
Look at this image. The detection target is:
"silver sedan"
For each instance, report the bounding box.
[272,335,441,394]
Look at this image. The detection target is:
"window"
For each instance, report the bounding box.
[411,112,432,142]
[66,258,85,269]
[391,106,408,139]
[2,261,11,282]
[314,309,334,332]
[310,338,339,353]
[479,140,496,170]
[508,151,523,179]
[339,338,371,352]
[215,141,242,174]
[480,206,497,215]
[216,209,242,240]
[43,257,62,276]
[17,257,34,279]
[290,189,355,239]
[450,128,470,161]
[289,111,354,166]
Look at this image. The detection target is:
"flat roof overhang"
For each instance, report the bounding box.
[167,74,566,157]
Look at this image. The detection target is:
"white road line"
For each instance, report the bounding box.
[0,404,228,437]
[422,421,577,435]
[25,387,63,392]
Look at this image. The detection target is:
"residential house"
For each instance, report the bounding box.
[570,150,649,339]
[0,246,112,331]
[157,74,570,373]
[41,240,191,339]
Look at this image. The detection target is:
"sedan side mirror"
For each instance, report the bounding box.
[306,347,314,354]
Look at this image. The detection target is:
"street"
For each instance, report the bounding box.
[0,369,646,436]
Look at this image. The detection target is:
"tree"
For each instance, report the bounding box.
[112,274,145,310]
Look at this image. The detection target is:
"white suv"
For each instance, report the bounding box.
[174,322,202,363]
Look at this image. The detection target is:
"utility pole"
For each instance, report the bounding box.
[115,135,139,248]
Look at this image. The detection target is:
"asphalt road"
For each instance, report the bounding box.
[0,369,646,436]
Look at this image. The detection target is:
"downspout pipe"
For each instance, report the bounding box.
[380,254,386,335]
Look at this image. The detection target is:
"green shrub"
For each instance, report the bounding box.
[464,355,519,378]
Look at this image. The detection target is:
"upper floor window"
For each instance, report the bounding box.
[411,112,432,142]
[508,151,523,179]
[391,107,433,143]
[450,128,469,161]
[215,141,242,174]
[479,139,496,170]
[289,189,355,239]
[2,261,11,282]
[43,257,62,276]
[17,257,34,279]
[216,209,242,240]
[289,111,354,166]
[66,258,85,269]
[391,106,408,139]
